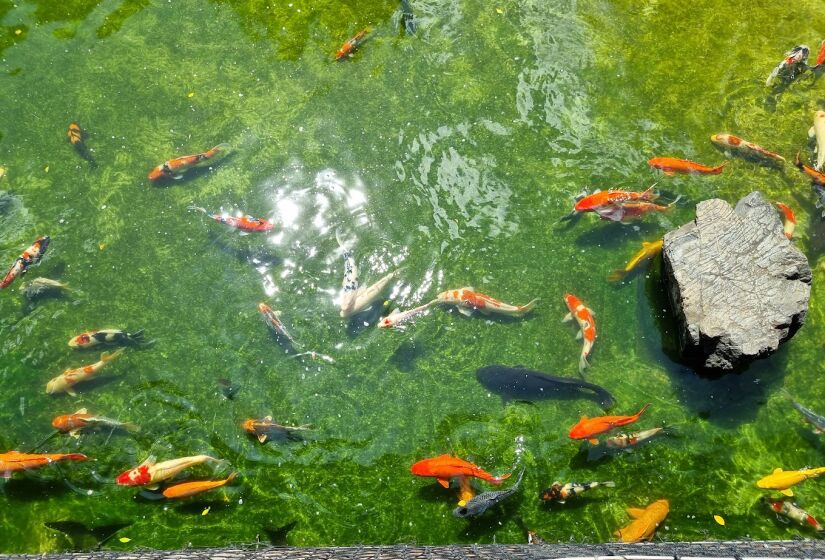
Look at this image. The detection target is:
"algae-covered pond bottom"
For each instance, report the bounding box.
[1,0,825,553]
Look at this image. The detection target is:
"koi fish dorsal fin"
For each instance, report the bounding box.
[781,488,794,497]
[626,507,646,519]
[257,434,268,444]
[75,408,88,414]
[437,478,450,488]
[264,416,273,422]
[140,455,157,467]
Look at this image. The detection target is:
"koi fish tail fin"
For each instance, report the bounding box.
[64,453,88,462]
[607,269,627,283]
[127,329,145,344]
[101,348,126,363]
[713,161,729,174]
[206,143,230,158]
[601,481,616,488]
[187,205,208,215]
[224,471,238,484]
[492,472,512,485]
[666,195,683,208]
[578,354,590,375]
[517,299,539,314]
[636,403,652,418]
[122,422,140,433]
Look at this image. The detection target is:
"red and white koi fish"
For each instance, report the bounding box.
[765,498,824,532]
[604,427,666,450]
[68,329,145,348]
[648,157,727,176]
[563,293,596,374]
[710,133,785,165]
[46,349,125,396]
[290,351,336,364]
[378,300,437,329]
[574,186,657,214]
[337,233,402,318]
[794,152,825,186]
[189,206,274,232]
[766,45,809,86]
[775,202,796,239]
[148,144,228,181]
[809,111,825,171]
[1,236,50,289]
[436,288,538,318]
[52,408,139,437]
[335,28,369,61]
[116,454,220,488]
[817,40,825,66]
[258,302,298,346]
[0,450,87,477]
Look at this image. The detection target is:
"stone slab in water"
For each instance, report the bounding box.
[662,191,811,371]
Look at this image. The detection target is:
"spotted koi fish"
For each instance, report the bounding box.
[378,300,437,329]
[436,288,538,317]
[68,329,145,348]
[1,236,50,289]
[710,133,785,165]
[541,480,615,503]
[337,232,402,318]
[46,349,125,396]
[563,293,596,374]
[189,206,274,232]
[764,498,824,532]
[766,45,810,86]
[774,202,796,239]
[258,303,298,346]
[148,144,228,181]
[116,454,220,489]
[335,28,369,61]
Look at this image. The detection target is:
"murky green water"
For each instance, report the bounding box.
[1,0,824,552]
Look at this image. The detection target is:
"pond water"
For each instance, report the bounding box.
[1,0,824,552]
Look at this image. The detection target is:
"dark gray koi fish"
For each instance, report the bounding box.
[400,0,416,34]
[784,390,825,433]
[453,469,524,518]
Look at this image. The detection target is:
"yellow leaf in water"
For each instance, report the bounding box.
[495,7,504,13]
[713,515,725,526]
[44,166,49,173]
[14,29,22,35]
[187,92,194,98]
[202,506,211,516]
[98,243,107,251]
[119,537,131,543]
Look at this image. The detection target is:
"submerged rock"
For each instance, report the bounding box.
[663,192,811,372]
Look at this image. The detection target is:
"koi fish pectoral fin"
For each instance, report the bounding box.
[562,312,572,323]
[626,507,646,519]
[457,306,474,317]
[575,330,583,341]
[781,488,794,497]
[437,478,450,488]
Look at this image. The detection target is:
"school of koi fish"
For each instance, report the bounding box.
[2,14,825,548]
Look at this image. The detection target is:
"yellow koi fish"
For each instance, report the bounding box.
[614,499,669,543]
[608,239,663,282]
[757,467,825,496]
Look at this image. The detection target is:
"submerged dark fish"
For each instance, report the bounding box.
[400,0,416,34]
[453,468,524,518]
[475,365,616,410]
[784,391,825,433]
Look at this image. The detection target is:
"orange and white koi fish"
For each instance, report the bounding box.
[604,427,666,450]
[46,349,125,396]
[563,293,595,374]
[766,45,809,86]
[795,152,825,186]
[437,288,538,318]
[258,303,298,346]
[52,408,139,437]
[378,300,437,329]
[0,450,87,477]
[67,122,96,166]
[116,454,220,488]
[648,157,727,176]
[335,28,369,61]
[243,416,311,443]
[775,202,796,239]
[597,198,679,223]
[162,472,237,499]
[764,497,824,532]
[337,233,402,318]
[574,186,657,214]
[148,144,228,181]
[568,404,651,444]
[410,454,511,488]
[615,499,669,543]
[757,467,825,497]
[189,206,274,232]
[608,239,663,282]
[1,236,50,289]
[68,329,145,348]
[809,111,825,171]
[710,133,785,165]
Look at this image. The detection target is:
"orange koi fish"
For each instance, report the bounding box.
[258,303,298,346]
[436,287,538,317]
[795,152,825,186]
[335,28,369,61]
[116,454,220,488]
[1,236,50,289]
[615,499,669,543]
[0,450,87,477]
[597,198,679,222]
[45,349,125,396]
[148,143,228,181]
[775,202,796,239]
[648,157,727,176]
[189,206,274,232]
[52,408,139,437]
[710,133,785,165]
[67,122,96,166]
[410,454,511,488]
[568,403,651,444]
[818,40,825,66]
[162,472,237,499]
[68,328,145,348]
[574,186,657,213]
[563,293,596,374]
[243,416,311,443]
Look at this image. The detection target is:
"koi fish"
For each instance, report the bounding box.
[614,499,669,543]
[541,480,615,503]
[710,133,785,165]
[46,349,125,396]
[148,144,228,181]
[1,236,50,289]
[608,240,663,282]
[290,351,336,364]
[527,531,545,545]
[335,28,369,61]
[67,122,96,166]
[563,293,596,374]
[436,287,538,318]
[19,277,70,300]
[410,454,511,488]
[116,454,220,488]
[0,450,87,477]
[764,497,824,532]
[569,403,651,444]
[818,40,825,66]
[794,151,825,185]
[258,303,298,346]
[783,391,825,433]
[162,472,237,500]
[243,416,311,443]
[378,300,437,329]
[596,198,679,223]
[68,329,145,348]
[775,202,796,239]
[604,427,666,450]
[809,111,825,171]
[453,469,524,518]
[648,157,727,176]
[337,233,402,318]
[189,206,274,233]
[766,45,809,86]
[757,467,825,496]
[52,408,139,437]
[457,476,475,504]
[574,186,657,214]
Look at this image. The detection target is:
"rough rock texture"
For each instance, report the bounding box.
[663,191,811,371]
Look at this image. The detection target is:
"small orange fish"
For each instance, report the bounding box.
[410,454,511,488]
[243,416,311,443]
[1,236,50,289]
[775,202,796,239]
[0,450,87,477]
[52,408,138,437]
[794,152,825,186]
[67,123,96,167]
[615,499,669,542]
[563,293,595,374]
[162,472,237,499]
[574,186,657,213]
[148,144,228,181]
[189,206,275,232]
[568,404,651,444]
[648,157,727,176]
[335,28,369,61]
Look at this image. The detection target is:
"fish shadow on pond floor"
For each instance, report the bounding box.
[205,229,283,269]
[44,520,131,551]
[260,521,297,545]
[1,477,73,501]
[455,495,524,539]
[574,220,665,249]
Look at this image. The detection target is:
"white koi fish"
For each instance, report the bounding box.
[809,110,825,170]
[116,454,220,488]
[45,349,125,396]
[378,300,437,329]
[336,232,401,318]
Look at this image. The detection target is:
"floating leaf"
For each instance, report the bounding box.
[187,92,194,98]
[119,537,131,543]
[495,7,504,13]
[202,506,211,516]
[713,514,725,526]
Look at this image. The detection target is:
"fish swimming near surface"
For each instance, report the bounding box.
[1,236,50,289]
[710,133,785,165]
[766,45,809,86]
[67,122,96,167]
[52,408,139,437]
[258,303,299,346]
[809,111,825,171]
[453,469,525,518]
[569,404,651,444]
[410,454,511,488]
[337,233,402,318]
[573,186,657,214]
[243,416,311,443]
[541,480,615,503]
[162,472,237,499]
[757,467,825,496]
[400,0,416,34]
[774,202,796,240]
[378,300,437,329]
[19,277,70,300]
[68,329,145,348]
[0,450,87,477]
[475,365,615,410]
[290,351,336,364]
[794,151,825,186]
[148,144,228,181]
[46,348,125,396]
[764,497,824,532]
[604,427,666,450]
[437,287,538,318]
[614,499,669,543]
[608,240,663,282]
[596,198,679,223]
[648,157,727,176]
[783,391,825,433]
[563,293,596,374]
[116,455,220,489]
[189,206,275,233]
[335,28,369,61]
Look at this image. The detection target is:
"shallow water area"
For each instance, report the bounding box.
[1,0,825,552]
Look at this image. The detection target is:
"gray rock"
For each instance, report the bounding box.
[662,192,811,371]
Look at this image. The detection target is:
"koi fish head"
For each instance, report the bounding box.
[563,293,581,312]
[33,236,50,258]
[148,163,171,182]
[410,458,438,477]
[51,415,73,432]
[540,483,563,501]
[68,333,92,348]
[116,464,151,486]
[377,316,395,329]
[568,417,591,439]
[764,497,784,513]
[258,302,273,316]
[242,419,256,434]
